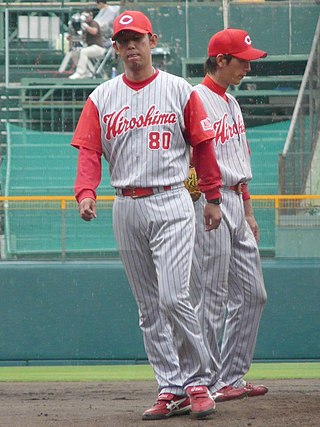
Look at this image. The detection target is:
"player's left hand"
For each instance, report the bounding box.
[79,197,97,222]
[246,214,259,243]
[204,203,222,231]
[81,22,89,31]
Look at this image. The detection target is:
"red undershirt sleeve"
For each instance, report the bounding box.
[192,140,222,200]
[241,184,251,201]
[71,97,103,203]
[184,91,222,200]
[71,98,103,154]
[74,147,102,203]
[184,91,215,146]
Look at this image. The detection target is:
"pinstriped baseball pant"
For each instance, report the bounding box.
[113,187,215,395]
[190,190,267,392]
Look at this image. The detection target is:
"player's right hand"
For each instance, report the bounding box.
[79,197,97,222]
[204,203,222,231]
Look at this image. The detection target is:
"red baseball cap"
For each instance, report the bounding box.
[208,28,267,60]
[112,11,153,40]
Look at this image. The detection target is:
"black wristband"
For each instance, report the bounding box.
[207,197,222,205]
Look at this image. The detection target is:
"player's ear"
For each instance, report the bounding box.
[149,33,158,48]
[216,54,227,68]
[113,41,119,55]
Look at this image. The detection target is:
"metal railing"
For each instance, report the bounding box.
[0,194,319,260]
[279,16,320,195]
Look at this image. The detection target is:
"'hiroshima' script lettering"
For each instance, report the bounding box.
[213,113,245,145]
[103,105,177,140]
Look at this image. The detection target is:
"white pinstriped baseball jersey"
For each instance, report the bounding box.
[195,84,252,186]
[88,70,202,188]
[72,68,219,395]
[191,79,267,392]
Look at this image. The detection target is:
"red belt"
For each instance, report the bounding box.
[118,186,172,199]
[229,183,243,195]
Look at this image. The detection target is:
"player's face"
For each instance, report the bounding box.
[226,57,251,86]
[113,31,158,73]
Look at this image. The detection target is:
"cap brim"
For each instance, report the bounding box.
[112,27,150,40]
[232,48,267,61]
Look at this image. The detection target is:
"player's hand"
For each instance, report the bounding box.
[204,203,222,231]
[78,198,97,222]
[246,214,259,243]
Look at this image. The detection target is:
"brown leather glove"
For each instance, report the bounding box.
[184,166,201,202]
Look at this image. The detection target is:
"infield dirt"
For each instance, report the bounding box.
[0,379,319,426]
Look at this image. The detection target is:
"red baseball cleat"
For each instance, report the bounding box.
[244,382,269,397]
[212,385,248,402]
[142,393,191,420]
[186,385,216,419]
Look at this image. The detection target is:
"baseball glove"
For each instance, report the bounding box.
[184,166,201,202]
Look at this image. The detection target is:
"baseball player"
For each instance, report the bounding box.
[71,10,223,420]
[190,29,268,401]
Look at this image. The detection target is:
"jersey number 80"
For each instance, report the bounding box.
[148,131,171,150]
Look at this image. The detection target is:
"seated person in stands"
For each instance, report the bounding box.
[69,10,106,79]
[94,0,120,50]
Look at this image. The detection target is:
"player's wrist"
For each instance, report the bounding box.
[207,197,222,205]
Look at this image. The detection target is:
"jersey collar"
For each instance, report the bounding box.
[123,68,159,91]
[201,75,228,101]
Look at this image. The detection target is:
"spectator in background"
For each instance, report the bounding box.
[69,10,106,79]
[94,0,120,49]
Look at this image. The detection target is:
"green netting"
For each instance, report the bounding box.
[246,120,291,251]
[3,123,112,196]
[284,116,313,194]
[248,120,290,195]
[2,124,117,258]
[4,205,116,256]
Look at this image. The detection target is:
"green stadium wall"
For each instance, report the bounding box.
[0,259,319,365]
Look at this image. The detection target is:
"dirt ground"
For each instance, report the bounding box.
[0,379,319,427]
